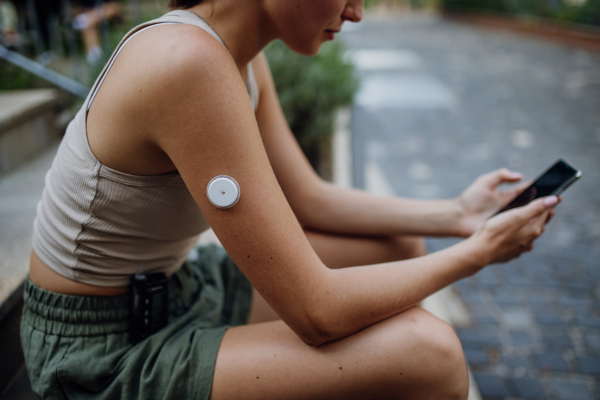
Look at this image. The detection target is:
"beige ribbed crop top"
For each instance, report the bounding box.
[32,10,259,286]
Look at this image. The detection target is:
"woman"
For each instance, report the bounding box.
[22,1,558,399]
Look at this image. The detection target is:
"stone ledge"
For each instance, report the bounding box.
[0,89,65,134]
[0,90,69,176]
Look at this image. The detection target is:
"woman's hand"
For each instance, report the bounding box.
[455,168,529,237]
[467,196,558,267]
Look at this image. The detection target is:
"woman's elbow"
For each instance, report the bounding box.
[292,305,340,347]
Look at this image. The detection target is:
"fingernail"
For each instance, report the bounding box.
[544,196,558,207]
[511,172,523,178]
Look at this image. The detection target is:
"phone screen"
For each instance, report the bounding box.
[498,159,581,214]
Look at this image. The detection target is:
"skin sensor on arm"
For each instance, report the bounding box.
[207,175,240,209]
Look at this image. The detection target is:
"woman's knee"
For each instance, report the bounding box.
[403,308,468,399]
[377,307,468,399]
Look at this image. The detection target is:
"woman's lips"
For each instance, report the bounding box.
[325,29,340,40]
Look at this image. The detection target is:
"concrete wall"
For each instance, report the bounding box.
[0,89,66,176]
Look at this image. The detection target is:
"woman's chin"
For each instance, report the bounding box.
[288,41,323,57]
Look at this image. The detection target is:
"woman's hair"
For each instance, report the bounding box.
[168,0,204,9]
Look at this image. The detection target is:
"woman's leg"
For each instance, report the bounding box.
[247,231,426,324]
[303,229,426,269]
[237,233,466,398]
[212,307,468,400]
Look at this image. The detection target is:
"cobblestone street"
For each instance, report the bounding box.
[341,13,600,400]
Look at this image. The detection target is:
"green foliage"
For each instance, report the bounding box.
[555,0,600,25]
[365,0,437,9]
[264,40,359,149]
[441,0,600,26]
[0,60,51,90]
[365,0,406,8]
[364,0,386,7]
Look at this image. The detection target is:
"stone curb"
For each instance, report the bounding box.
[0,89,64,134]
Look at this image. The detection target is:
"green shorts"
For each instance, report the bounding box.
[20,244,253,400]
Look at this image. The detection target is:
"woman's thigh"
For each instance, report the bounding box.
[247,230,426,324]
[303,229,426,269]
[211,307,468,400]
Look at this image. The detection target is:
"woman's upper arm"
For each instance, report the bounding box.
[149,31,329,343]
[251,53,326,224]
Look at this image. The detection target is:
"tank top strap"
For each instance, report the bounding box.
[85,10,258,113]
[152,10,227,47]
[85,22,177,112]
[247,61,259,111]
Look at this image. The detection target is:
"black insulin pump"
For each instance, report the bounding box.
[131,271,169,344]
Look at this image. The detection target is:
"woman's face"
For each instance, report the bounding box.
[269,0,363,55]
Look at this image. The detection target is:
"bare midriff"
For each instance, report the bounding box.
[29,250,130,296]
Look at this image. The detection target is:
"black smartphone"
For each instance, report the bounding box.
[497,159,582,214]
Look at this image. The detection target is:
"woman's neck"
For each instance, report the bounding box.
[188,0,275,69]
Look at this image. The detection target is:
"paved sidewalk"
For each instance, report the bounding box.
[0,143,58,308]
[340,12,600,400]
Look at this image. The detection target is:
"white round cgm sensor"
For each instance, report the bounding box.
[207,175,240,209]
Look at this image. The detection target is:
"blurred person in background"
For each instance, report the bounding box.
[72,0,121,63]
[0,0,19,48]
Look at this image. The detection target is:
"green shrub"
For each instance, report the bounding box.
[0,60,51,90]
[264,40,359,174]
[441,0,600,27]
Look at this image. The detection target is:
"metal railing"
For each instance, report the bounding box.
[0,44,89,96]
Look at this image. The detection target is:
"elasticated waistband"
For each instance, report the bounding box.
[22,261,202,337]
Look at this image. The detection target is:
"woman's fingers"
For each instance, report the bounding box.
[513,199,556,249]
[483,168,524,188]
[512,196,558,225]
[481,195,560,265]
[545,208,557,224]
[529,209,552,237]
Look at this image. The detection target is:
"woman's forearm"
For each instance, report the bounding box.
[297,181,464,237]
[300,238,483,345]
[297,197,555,346]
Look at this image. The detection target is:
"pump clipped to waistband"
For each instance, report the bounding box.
[131,271,169,344]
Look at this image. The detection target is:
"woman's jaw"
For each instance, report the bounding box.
[189,0,363,63]
[270,0,363,56]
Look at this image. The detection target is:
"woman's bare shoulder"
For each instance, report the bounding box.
[85,22,244,175]
[124,23,237,91]
[103,22,244,134]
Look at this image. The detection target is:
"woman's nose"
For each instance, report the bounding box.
[343,0,363,23]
